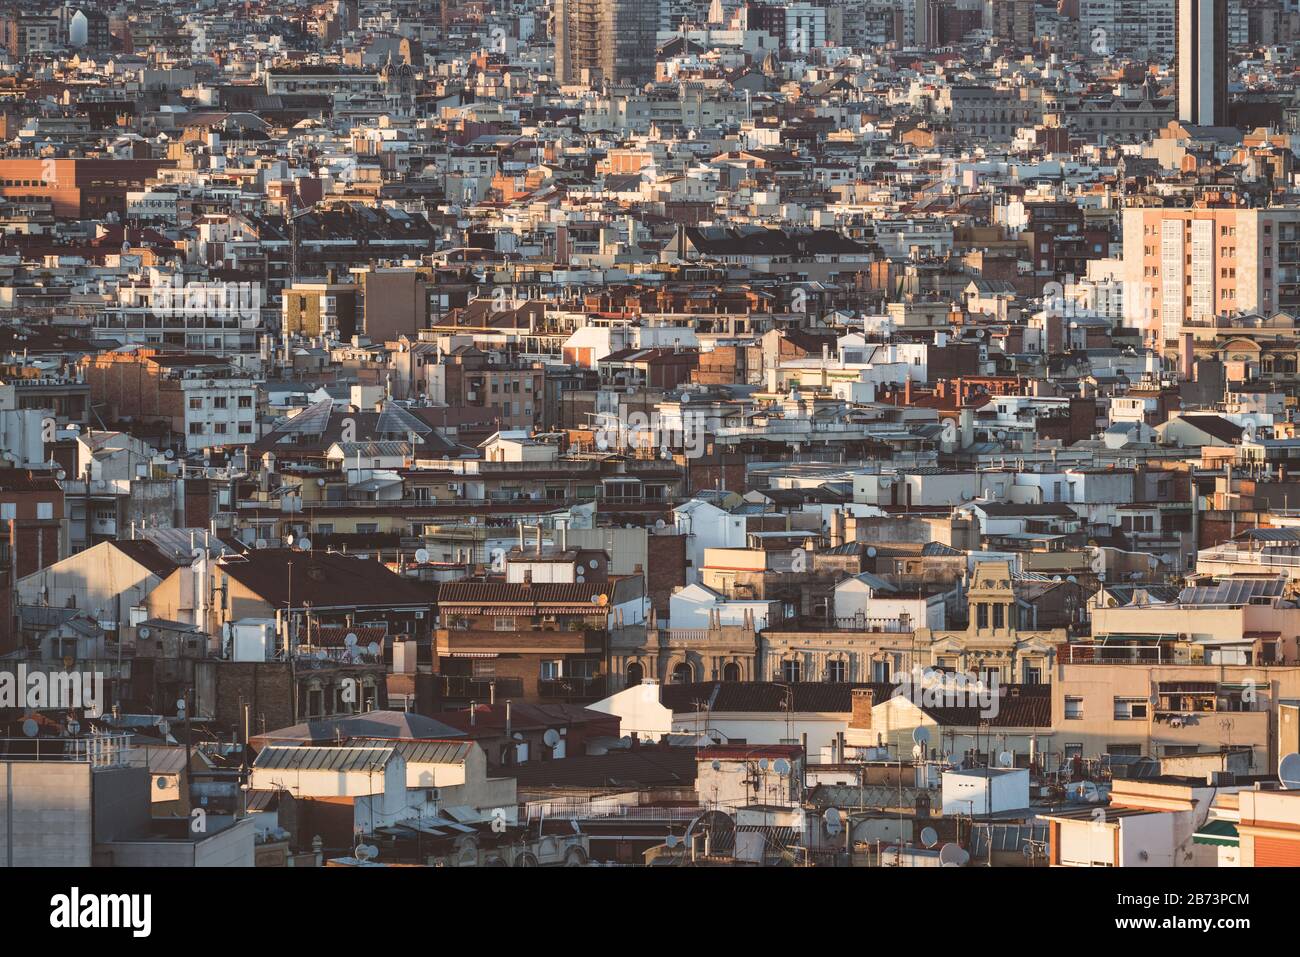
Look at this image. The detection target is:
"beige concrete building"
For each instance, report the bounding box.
[1051,662,1300,770]
[1121,207,1300,345]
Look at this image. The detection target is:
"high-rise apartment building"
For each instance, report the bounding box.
[1122,207,1300,344]
[555,0,663,85]
[1176,0,1229,126]
[1079,0,1175,59]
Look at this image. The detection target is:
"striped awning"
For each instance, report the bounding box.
[1192,819,1239,847]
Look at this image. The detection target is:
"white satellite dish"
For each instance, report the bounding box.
[366,642,381,657]
[1280,752,1300,790]
[866,545,877,558]
[298,537,312,551]
[758,758,769,771]
[543,728,561,748]
[997,751,1014,768]
[138,626,152,640]
[938,843,969,866]
[773,758,790,775]
[176,698,187,713]
[414,548,430,563]
[920,826,939,849]
[913,726,931,746]
[344,633,358,648]
[823,807,842,836]
[21,718,38,737]
[665,834,679,849]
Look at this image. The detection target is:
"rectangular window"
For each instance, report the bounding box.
[493,617,516,631]
[781,659,802,682]
[540,659,562,680]
[1065,696,1084,720]
[1114,697,1149,720]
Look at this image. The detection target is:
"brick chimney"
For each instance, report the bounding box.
[850,689,873,730]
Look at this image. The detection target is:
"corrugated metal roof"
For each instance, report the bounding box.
[349,737,470,765]
[1178,577,1286,607]
[253,745,395,773]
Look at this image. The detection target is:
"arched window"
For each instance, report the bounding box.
[672,661,693,684]
[723,662,741,682]
[626,661,644,686]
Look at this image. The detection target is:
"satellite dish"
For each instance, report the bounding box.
[344,633,358,648]
[543,729,561,748]
[866,546,877,558]
[997,751,1014,768]
[298,537,312,551]
[176,698,187,713]
[758,758,769,771]
[938,843,969,866]
[711,760,721,771]
[920,826,939,849]
[158,720,170,735]
[665,834,679,849]
[913,726,931,746]
[138,626,152,639]
[823,807,842,836]
[316,649,328,660]
[366,642,380,656]
[1280,752,1300,790]
[156,777,169,790]
[165,449,175,460]
[591,593,608,605]
[21,719,38,737]
[773,758,790,775]
[414,548,430,563]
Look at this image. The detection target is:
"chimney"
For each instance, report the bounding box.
[904,375,912,405]
[535,525,542,555]
[850,689,873,730]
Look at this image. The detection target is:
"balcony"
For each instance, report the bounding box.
[539,675,606,700]
[435,675,525,700]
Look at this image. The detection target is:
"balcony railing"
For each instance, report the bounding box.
[435,675,525,700]
[0,733,132,767]
[539,675,606,700]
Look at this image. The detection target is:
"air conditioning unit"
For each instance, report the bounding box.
[426,788,440,802]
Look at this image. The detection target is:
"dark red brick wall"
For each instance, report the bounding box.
[646,532,685,618]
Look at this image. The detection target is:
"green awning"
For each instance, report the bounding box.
[1192,819,1239,847]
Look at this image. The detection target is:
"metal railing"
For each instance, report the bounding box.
[0,733,132,767]
[524,802,704,823]
[435,675,525,699]
[539,676,606,699]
